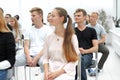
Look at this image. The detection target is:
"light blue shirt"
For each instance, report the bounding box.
[87,23,106,40]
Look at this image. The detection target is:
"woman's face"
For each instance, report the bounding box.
[9,19,15,27]
[50,9,63,27]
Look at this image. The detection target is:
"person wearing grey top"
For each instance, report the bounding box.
[87,12,109,75]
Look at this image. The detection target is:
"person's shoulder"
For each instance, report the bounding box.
[72,34,77,38]
[5,31,13,36]
[86,26,94,29]
[46,32,54,40]
[43,25,51,29]
[43,25,54,33]
[7,23,13,31]
[0,31,13,38]
[26,26,33,31]
[86,24,90,27]
[86,26,96,32]
[96,23,103,28]
[74,27,78,31]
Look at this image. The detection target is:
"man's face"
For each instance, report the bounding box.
[90,13,98,23]
[74,12,86,24]
[31,11,42,24]
[5,15,11,23]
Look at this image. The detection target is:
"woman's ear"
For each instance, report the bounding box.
[60,16,64,23]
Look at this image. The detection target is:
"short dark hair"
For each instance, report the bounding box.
[5,14,12,17]
[74,8,87,16]
[14,15,19,20]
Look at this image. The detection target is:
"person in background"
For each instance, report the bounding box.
[85,14,90,25]
[14,7,53,73]
[74,8,98,80]
[14,14,22,29]
[47,12,52,25]
[0,7,4,13]
[0,10,16,80]
[5,14,11,23]
[14,15,19,21]
[87,12,109,75]
[9,17,22,50]
[5,14,13,31]
[43,7,80,80]
[47,12,55,31]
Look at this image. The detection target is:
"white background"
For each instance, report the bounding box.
[0,0,115,30]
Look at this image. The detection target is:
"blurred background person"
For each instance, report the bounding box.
[9,17,23,51]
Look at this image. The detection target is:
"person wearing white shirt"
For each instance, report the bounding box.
[43,7,80,80]
[14,7,53,73]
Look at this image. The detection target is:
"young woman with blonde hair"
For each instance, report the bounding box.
[0,10,15,80]
[9,17,22,50]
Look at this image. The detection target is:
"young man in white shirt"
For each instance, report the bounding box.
[15,7,53,72]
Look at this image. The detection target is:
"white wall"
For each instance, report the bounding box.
[0,0,114,30]
[117,0,120,19]
[113,0,120,19]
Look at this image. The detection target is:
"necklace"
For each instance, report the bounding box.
[55,34,60,41]
[54,31,64,41]
[57,38,59,41]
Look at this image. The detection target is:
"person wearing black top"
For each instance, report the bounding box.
[0,10,15,80]
[74,9,98,80]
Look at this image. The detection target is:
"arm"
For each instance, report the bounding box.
[44,63,49,80]
[98,34,106,44]
[80,28,98,54]
[24,40,33,66]
[98,25,106,44]
[6,32,16,69]
[80,39,98,54]
[32,49,43,66]
[48,68,65,80]
[49,35,79,79]
[0,60,11,70]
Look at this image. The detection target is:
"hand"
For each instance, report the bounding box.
[26,56,33,66]
[32,57,38,66]
[44,72,53,80]
[48,72,56,80]
[79,48,86,54]
[48,70,63,80]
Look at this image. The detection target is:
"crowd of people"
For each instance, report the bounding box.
[0,6,110,80]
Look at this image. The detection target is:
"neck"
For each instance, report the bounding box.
[77,23,86,31]
[55,25,65,37]
[35,22,43,28]
[91,22,97,26]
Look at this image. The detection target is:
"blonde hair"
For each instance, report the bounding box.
[30,7,43,16]
[0,10,9,32]
[30,7,44,23]
[55,7,78,62]
[9,17,19,38]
